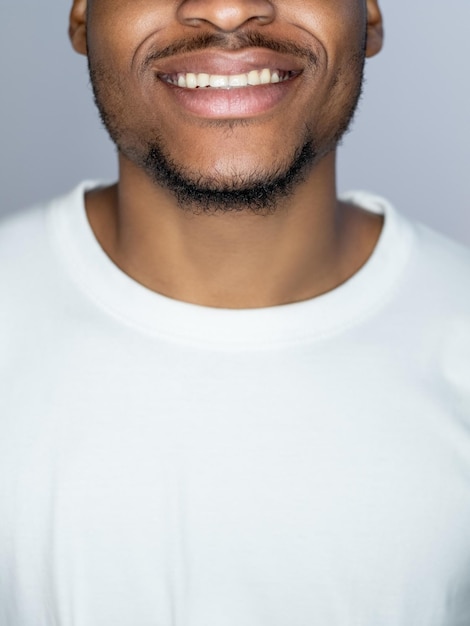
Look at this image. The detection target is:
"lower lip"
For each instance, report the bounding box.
[158,78,299,119]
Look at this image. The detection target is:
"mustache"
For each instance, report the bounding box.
[143,31,319,69]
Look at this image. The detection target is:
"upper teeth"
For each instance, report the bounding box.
[162,68,293,89]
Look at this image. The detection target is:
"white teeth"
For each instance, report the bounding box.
[166,68,292,89]
[197,73,210,88]
[247,70,261,86]
[210,74,229,88]
[229,73,249,87]
[260,68,271,85]
[186,73,198,89]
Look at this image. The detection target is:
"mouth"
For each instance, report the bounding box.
[152,49,306,119]
[159,68,300,90]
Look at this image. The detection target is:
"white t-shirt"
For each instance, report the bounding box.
[1,182,470,626]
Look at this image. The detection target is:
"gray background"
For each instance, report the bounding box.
[1,0,469,244]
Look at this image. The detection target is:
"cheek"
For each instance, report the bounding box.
[286,0,365,62]
[86,1,171,73]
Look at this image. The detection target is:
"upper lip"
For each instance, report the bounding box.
[152,49,305,77]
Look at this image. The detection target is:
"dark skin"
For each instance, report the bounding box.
[69,0,384,309]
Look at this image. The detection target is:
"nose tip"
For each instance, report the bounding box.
[178,0,275,33]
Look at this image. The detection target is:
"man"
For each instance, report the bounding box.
[1,0,469,624]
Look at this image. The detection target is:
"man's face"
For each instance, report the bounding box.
[72,0,381,213]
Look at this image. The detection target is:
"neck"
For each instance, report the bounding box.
[85,152,383,309]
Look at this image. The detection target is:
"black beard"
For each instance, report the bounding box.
[141,133,318,216]
[88,31,366,216]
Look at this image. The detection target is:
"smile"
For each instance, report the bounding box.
[153,49,304,118]
[160,69,298,90]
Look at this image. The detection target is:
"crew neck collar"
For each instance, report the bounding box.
[48,181,414,350]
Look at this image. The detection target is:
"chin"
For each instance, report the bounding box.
[139,135,318,215]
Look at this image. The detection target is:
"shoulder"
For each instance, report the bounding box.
[345,190,470,312]
[0,201,48,249]
[407,225,470,406]
[349,191,470,308]
[0,181,99,275]
[0,199,52,286]
[0,182,99,317]
[348,194,470,401]
[408,220,470,307]
[0,199,57,352]
[0,183,105,352]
